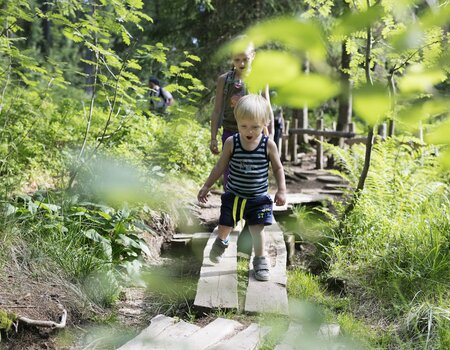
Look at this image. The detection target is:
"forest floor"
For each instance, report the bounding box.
[0,153,344,350]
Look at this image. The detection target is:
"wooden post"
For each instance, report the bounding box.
[289,117,299,163]
[281,120,290,162]
[316,117,324,169]
[418,121,423,142]
[378,123,387,140]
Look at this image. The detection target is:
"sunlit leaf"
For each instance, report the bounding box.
[245,51,300,92]
[438,148,450,169]
[398,100,449,126]
[425,117,450,145]
[222,18,326,61]
[387,23,427,51]
[83,229,112,258]
[275,74,339,108]
[334,4,384,38]
[353,83,390,125]
[398,65,446,93]
[420,3,450,29]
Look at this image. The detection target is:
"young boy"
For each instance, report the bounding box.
[198,94,286,281]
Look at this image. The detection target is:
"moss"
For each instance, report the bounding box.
[0,309,16,331]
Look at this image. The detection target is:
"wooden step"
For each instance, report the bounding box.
[194,228,239,309]
[208,323,271,350]
[316,175,346,184]
[185,317,243,349]
[118,315,269,350]
[117,314,178,349]
[244,221,288,315]
[272,193,331,212]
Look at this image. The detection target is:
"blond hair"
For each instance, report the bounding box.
[234,94,271,125]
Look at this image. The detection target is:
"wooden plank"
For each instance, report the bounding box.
[317,175,346,184]
[117,314,176,350]
[131,319,201,350]
[272,193,331,212]
[244,221,288,315]
[318,323,340,338]
[157,320,201,339]
[289,128,356,138]
[208,323,271,350]
[194,228,239,309]
[185,317,243,349]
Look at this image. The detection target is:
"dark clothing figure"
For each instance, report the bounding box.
[273,106,284,151]
[149,77,174,113]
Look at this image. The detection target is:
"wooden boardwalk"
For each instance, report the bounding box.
[194,227,240,309]
[244,222,288,315]
[194,220,288,314]
[117,314,339,350]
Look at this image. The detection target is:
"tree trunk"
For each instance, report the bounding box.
[40,1,52,57]
[336,40,352,142]
[342,0,375,222]
[328,40,352,168]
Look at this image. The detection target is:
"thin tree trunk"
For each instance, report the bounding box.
[328,40,352,168]
[343,0,375,219]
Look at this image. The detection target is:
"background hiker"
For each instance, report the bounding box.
[209,40,274,189]
[148,76,174,113]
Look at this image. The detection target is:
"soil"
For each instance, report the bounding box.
[0,154,346,350]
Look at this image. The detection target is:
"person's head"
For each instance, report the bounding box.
[149,77,160,89]
[230,37,255,75]
[234,94,271,141]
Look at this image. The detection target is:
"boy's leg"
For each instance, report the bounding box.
[248,224,265,257]
[209,225,233,263]
[249,224,270,281]
[237,223,253,258]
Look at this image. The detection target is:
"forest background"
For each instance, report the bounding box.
[0,0,449,349]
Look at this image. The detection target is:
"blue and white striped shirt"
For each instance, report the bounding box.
[226,134,269,198]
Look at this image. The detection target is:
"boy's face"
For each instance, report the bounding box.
[237,117,265,142]
[232,51,254,74]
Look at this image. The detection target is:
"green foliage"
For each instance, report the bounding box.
[325,138,450,348]
[0,309,16,341]
[7,193,152,284]
[151,115,216,182]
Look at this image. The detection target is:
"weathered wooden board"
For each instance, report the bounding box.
[316,175,345,184]
[138,318,201,350]
[208,323,271,350]
[272,193,331,212]
[117,314,177,350]
[244,221,288,315]
[184,317,243,349]
[194,228,239,309]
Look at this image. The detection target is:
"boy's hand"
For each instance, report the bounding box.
[197,186,210,203]
[274,190,286,206]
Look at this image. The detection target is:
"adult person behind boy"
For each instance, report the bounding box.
[148,77,174,113]
[198,94,286,281]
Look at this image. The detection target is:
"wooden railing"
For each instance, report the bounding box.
[280,119,390,168]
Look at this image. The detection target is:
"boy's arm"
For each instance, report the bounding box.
[198,137,233,203]
[262,85,275,139]
[210,74,226,154]
[267,139,286,206]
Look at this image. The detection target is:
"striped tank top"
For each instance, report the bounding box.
[226,134,269,198]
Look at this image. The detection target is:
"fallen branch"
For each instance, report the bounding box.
[18,309,67,329]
